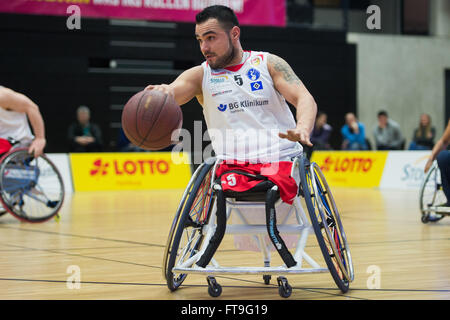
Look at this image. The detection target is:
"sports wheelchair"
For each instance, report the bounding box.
[419,161,450,223]
[0,138,64,223]
[163,155,354,298]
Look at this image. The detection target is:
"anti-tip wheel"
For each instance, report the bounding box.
[277,276,292,298]
[207,276,222,298]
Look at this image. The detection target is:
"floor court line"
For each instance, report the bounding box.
[1,225,449,250]
[4,243,162,270]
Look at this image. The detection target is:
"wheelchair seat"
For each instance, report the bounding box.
[218,179,279,202]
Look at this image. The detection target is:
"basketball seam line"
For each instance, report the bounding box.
[139,93,168,148]
[133,91,149,144]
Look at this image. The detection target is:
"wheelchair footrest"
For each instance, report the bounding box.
[425,206,450,214]
[172,265,329,275]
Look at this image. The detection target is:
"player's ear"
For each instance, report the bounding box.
[230,26,240,41]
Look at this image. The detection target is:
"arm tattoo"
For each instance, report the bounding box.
[268,54,302,85]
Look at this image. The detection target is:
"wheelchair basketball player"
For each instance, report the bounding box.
[424,119,450,207]
[146,5,317,268]
[0,86,47,215]
[0,85,46,157]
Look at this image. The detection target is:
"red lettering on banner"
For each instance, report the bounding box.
[114,160,123,175]
[320,156,375,173]
[91,158,170,176]
[157,160,169,174]
[123,161,136,174]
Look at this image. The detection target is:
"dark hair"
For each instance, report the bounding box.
[377,110,388,117]
[195,5,240,31]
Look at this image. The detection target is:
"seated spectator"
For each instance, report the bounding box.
[68,106,103,152]
[409,113,435,150]
[341,112,368,150]
[305,111,332,158]
[373,110,404,150]
[117,128,147,152]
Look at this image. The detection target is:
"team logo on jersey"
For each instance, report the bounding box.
[217,104,227,112]
[250,81,263,91]
[251,57,261,66]
[247,68,260,81]
[212,89,232,97]
[210,76,228,84]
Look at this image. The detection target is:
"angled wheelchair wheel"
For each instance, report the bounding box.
[299,159,354,293]
[0,148,64,223]
[419,162,445,223]
[163,159,216,291]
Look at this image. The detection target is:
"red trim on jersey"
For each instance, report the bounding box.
[223,50,252,72]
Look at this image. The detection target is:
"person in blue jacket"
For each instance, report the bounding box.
[341,112,368,150]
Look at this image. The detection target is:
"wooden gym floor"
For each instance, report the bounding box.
[0,187,449,300]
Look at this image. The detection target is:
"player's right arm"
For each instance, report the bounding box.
[424,119,450,172]
[145,66,203,106]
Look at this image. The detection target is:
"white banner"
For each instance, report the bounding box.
[379,151,431,189]
[46,153,73,194]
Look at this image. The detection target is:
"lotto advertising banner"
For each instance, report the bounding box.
[0,0,286,27]
[311,151,389,188]
[70,152,191,191]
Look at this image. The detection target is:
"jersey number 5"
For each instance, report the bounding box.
[234,75,243,86]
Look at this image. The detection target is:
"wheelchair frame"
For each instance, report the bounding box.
[419,161,450,223]
[163,156,353,298]
[0,147,65,223]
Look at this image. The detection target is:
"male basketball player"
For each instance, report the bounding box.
[146,5,317,162]
[0,86,46,157]
[146,5,317,269]
[424,119,450,206]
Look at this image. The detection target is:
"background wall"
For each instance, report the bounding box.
[347,32,450,149]
[0,13,356,156]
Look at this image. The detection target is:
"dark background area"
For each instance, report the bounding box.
[0,12,356,156]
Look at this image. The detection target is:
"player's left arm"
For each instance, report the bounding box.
[0,87,46,157]
[267,54,317,146]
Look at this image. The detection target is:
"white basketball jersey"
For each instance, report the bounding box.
[201,51,302,162]
[0,103,34,144]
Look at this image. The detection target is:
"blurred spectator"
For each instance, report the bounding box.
[372,110,404,150]
[341,112,368,150]
[409,113,435,150]
[305,111,332,158]
[68,106,103,152]
[117,127,146,152]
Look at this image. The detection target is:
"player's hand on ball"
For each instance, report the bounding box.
[279,127,313,147]
[145,84,174,98]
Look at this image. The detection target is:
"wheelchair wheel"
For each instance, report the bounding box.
[163,159,216,291]
[299,159,354,293]
[419,162,445,223]
[0,148,64,223]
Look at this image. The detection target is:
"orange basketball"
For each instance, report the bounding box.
[121,90,182,150]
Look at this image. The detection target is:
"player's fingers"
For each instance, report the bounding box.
[144,85,155,91]
[302,137,313,147]
[278,132,288,139]
[28,145,37,158]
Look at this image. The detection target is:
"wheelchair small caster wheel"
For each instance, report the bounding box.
[277,276,292,298]
[207,276,222,298]
[263,275,271,285]
[421,215,429,224]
